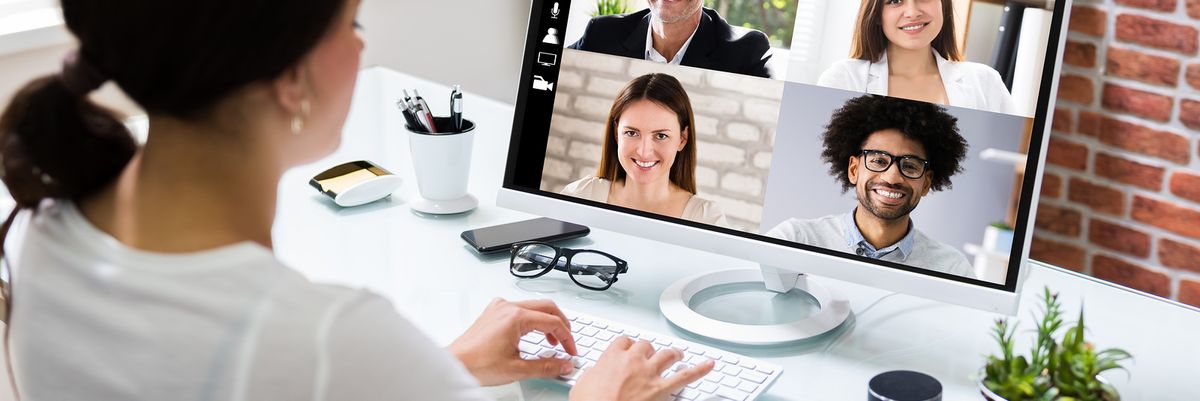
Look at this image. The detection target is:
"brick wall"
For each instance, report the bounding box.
[541,49,784,232]
[1036,0,1200,307]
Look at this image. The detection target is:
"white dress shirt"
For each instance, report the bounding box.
[645,22,699,65]
[817,49,1017,115]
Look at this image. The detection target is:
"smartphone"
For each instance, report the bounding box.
[461,217,590,254]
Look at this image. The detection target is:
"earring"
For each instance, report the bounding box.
[291,99,311,136]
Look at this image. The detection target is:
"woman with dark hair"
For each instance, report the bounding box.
[0,1,712,399]
[561,73,727,226]
[817,0,1015,114]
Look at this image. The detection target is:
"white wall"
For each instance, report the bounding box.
[358,0,530,104]
[1,0,530,113]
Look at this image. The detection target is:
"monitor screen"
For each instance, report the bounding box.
[504,0,1067,307]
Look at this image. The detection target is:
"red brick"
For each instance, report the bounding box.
[1188,63,1200,90]
[1101,84,1173,122]
[1058,75,1095,105]
[1077,111,1101,136]
[1046,138,1088,170]
[1169,170,1200,204]
[1052,108,1072,133]
[1069,6,1107,37]
[1181,279,1200,308]
[1132,195,1200,238]
[1116,0,1177,11]
[1105,47,1181,86]
[1181,99,1200,130]
[1064,41,1097,68]
[1159,238,1200,273]
[1190,0,1200,19]
[1035,203,1083,236]
[1042,172,1063,199]
[1029,236,1085,272]
[1068,178,1126,216]
[1099,118,1191,164]
[1088,219,1152,257]
[1115,14,1199,55]
[1093,255,1171,298]
[1094,153,1165,191]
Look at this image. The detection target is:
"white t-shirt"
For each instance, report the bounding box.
[5,200,490,401]
[560,176,729,227]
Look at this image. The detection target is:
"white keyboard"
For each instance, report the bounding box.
[518,310,782,401]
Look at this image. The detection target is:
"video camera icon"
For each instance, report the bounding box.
[532,75,555,92]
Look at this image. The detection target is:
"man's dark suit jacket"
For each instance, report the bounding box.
[567,8,773,78]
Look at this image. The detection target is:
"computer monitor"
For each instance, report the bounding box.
[500,0,1070,344]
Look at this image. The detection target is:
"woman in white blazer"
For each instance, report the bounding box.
[818,0,1015,115]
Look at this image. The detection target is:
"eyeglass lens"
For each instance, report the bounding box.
[566,251,620,289]
[862,150,926,179]
[511,243,559,277]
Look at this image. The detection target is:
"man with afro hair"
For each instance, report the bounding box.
[767,95,974,278]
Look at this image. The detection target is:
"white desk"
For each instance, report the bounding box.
[274,67,1198,400]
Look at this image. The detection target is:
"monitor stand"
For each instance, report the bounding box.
[659,265,851,345]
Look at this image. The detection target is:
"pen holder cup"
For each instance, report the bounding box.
[405,118,478,214]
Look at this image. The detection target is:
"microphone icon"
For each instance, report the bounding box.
[551,2,560,18]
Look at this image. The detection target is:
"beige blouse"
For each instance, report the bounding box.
[560,176,730,227]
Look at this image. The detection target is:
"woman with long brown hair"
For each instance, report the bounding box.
[561,73,728,226]
[818,0,1015,114]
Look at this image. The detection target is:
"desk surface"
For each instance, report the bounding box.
[273,67,1198,401]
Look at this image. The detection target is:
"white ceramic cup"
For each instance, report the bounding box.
[407,118,478,214]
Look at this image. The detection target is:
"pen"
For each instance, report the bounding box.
[397,99,420,129]
[413,90,438,133]
[450,85,463,132]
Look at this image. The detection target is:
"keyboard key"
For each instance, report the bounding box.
[737,381,758,393]
[703,371,723,383]
[737,361,756,370]
[595,331,615,341]
[607,326,624,334]
[580,327,600,337]
[575,317,592,325]
[592,322,607,329]
[740,371,767,384]
[719,376,740,388]
[755,366,775,375]
[518,342,541,355]
[721,355,740,365]
[715,387,749,401]
[558,368,583,381]
[698,381,719,393]
[577,337,596,348]
[721,365,742,376]
[655,338,673,347]
[571,325,583,333]
[584,349,603,361]
[536,349,557,359]
[680,388,702,400]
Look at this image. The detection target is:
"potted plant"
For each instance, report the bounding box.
[981,287,1131,400]
[593,0,627,16]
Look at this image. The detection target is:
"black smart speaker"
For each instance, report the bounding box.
[867,370,942,401]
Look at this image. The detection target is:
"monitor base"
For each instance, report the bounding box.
[659,268,850,345]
